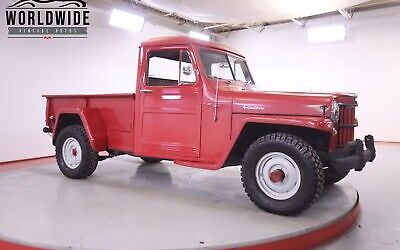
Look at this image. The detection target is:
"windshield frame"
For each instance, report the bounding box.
[228,54,255,84]
[198,48,255,85]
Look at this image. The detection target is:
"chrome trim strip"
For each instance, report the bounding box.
[161,95,181,100]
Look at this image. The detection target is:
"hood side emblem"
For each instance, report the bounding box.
[242,104,265,111]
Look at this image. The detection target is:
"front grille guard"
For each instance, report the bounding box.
[336,102,357,146]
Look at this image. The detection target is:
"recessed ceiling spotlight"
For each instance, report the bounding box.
[188,31,210,41]
[109,9,144,32]
[307,25,345,44]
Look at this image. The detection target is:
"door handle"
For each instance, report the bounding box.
[140,89,153,93]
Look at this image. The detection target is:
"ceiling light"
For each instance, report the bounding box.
[189,31,210,41]
[109,9,144,32]
[307,25,345,44]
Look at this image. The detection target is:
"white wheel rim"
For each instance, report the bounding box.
[255,152,301,200]
[62,137,82,169]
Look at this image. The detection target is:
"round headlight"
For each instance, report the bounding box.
[331,101,340,123]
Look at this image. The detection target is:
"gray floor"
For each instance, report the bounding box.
[320,143,400,250]
[0,154,359,250]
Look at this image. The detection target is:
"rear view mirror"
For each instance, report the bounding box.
[182,66,193,76]
[219,62,230,69]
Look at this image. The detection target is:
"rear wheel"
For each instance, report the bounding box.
[55,125,98,179]
[241,133,324,215]
[140,157,162,163]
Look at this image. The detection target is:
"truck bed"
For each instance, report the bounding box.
[43,93,136,153]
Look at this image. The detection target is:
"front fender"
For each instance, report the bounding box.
[54,108,107,152]
[232,114,335,135]
[202,114,335,170]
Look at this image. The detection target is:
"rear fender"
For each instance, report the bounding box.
[54,108,107,152]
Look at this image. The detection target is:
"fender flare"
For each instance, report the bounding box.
[218,114,335,168]
[54,108,107,152]
[234,115,335,134]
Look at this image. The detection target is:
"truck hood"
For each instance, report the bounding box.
[230,89,355,117]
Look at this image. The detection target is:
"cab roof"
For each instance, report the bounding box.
[140,36,243,57]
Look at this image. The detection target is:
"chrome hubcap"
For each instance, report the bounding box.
[255,152,301,200]
[62,137,82,169]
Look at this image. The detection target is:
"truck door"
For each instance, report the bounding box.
[136,47,202,159]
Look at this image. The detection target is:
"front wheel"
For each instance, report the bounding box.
[55,125,98,179]
[241,133,324,215]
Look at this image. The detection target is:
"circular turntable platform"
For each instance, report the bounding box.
[0,156,359,250]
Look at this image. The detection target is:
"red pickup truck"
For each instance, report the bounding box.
[43,36,375,215]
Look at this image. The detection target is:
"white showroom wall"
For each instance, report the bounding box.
[224,6,400,143]
[0,2,182,162]
[1,3,398,163]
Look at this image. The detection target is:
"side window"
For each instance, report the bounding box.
[147,49,196,86]
[148,50,180,86]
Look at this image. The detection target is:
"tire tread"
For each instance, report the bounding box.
[241,132,324,215]
[55,125,98,179]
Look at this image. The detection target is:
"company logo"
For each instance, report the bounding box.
[5,0,90,39]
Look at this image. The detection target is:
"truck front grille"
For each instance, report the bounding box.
[336,103,357,146]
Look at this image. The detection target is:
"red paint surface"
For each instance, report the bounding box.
[0,241,45,250]
[269,169,285,183]
[43,36,357,170]
[227,204,361,250]
[0,156,55,173]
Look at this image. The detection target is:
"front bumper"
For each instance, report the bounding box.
[329,135,376,172]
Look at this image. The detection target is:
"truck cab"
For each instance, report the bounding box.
[43,36,376,215]
[134,37,256,168]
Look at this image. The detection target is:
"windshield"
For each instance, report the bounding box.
[199,49,254,85]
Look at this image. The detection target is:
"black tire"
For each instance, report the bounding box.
[140,157,162,163]
[241,133,324,215]
[55,125,98,179]
[324,168,350,186]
